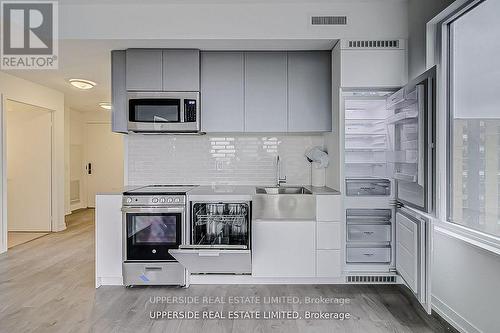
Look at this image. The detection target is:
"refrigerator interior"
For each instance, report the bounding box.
[344,95,394,179]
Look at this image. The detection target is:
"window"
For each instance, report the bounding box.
[448,0,500,236]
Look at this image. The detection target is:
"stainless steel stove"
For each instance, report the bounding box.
[121,185,197,286]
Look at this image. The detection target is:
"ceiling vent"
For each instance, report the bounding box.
[346,275,397,283]
[342,39,404,50]
[311,16,348,25]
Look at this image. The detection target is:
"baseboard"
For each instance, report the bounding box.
[96,276,123,288]
[189,275,346,285]
[432,295,481,333]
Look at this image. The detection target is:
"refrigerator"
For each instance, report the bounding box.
[343,66,436,313]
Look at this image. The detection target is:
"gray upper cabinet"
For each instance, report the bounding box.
[201,52,245,132]
[287,51,332,132]
[111,50,128,133]
[162,49,200,91]
[244,52,287,132]
[126,49,163,91]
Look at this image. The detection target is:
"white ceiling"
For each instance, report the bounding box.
[4,39,337,112]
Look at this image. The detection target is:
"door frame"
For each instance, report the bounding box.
[84,121,113,208]
[0,98,55,252]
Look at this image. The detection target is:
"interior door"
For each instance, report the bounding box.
[388,67,436,213]
[6,101,52,232]
[395,207,431,313]
[86,123,124,207]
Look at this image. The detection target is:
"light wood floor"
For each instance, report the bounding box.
[8,232,49,248]
[0,209,456,333]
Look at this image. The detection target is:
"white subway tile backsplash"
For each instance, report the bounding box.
[127,134,324,186]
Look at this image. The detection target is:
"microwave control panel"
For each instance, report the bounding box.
[184,99,197,122]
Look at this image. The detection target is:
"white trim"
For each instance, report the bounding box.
[432,295,481,333]
[0,94,5,254]
[434,220,500,256]
[189,275,345,285]
[96,276,123,288]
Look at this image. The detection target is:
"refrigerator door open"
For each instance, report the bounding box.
[395,207,431,314]
[388,67,436,213]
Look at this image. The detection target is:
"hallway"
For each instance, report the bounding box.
[0,209,454,333]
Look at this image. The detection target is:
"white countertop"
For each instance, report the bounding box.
[187,185,257,196]
[97,184,341,197]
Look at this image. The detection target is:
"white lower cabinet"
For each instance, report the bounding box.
[316,250,341,277]
[317,222,341,249]
[252,220,315,277]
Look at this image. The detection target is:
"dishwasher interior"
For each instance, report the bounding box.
[191,202,250,249]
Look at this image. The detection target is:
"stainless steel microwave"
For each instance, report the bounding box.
[127,91,200,133]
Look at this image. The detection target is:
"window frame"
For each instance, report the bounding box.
[445,0,498,234]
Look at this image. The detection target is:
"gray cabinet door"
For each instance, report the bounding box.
[288,51,332,132]
[111,50,128,133]
[244,52,287,132]
[201,52,245,132]
[126,49,162,91]
[163,49,200,91]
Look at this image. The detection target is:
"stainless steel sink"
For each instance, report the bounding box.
[253,186,315,220]
[255,186,312,195]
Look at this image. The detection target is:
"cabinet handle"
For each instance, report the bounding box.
[198,252,220,257]
[145,267,162,271]
[363,253,374,256]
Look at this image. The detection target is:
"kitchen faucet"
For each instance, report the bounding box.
[276,155,287,187]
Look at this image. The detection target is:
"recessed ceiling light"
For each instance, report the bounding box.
[69,78,96,90]
[98,102,112,110]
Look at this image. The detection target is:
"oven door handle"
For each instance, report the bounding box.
[122,206,185,214]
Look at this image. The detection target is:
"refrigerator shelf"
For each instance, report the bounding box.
[345,148,387,152]
[345,161,386,165]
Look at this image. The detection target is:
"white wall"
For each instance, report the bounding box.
[408,0,455,78]
[432,231,500,333]
[0,71,66,253]
[69,108,86,211]
[127,134,323,186]
[59,1,408,40]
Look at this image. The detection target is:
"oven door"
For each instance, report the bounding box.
[123,207,183,261]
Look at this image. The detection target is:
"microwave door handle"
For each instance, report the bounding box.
[180,99,185,123]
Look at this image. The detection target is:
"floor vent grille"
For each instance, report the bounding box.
[311,16,348,25]
[344,40,401,49]
[347,275,396,283]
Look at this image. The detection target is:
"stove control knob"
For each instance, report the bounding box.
[160,197,166,203]
[174,198,180,203]
[152,197,159,203]
[152,249,157,254]
[167,197,173,203]
[126,197,133,203]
